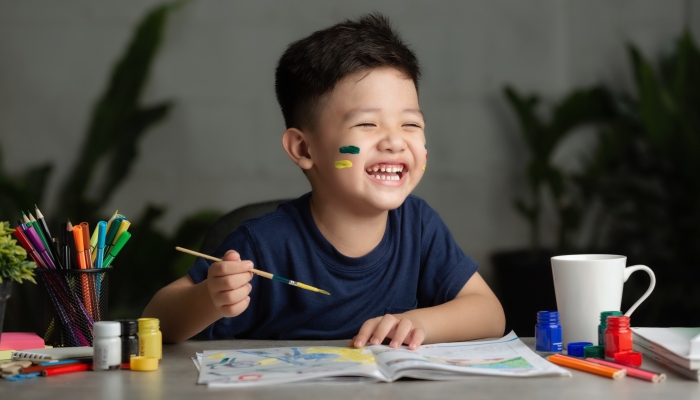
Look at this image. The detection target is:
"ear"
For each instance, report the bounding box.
[282,128,313,170]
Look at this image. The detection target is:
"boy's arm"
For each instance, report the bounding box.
[142,250,254,343]
[351,272,505,349]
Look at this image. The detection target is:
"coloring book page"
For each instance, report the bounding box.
[197,332,570,387]
[199,346,386,386]
[373,331,570,379]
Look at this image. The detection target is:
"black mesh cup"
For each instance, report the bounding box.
[35,268,111,347]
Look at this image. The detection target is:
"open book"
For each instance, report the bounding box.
[197,332,570,387]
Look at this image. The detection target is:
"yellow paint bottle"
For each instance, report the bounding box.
[137,318,162,363]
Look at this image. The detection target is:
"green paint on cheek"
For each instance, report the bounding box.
[339,146,360,154]
[335,160,353,169]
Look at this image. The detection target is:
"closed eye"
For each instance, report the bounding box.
[356,123,376,128]
[403,123,423,128]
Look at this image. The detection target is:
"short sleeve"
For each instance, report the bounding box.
[417,205,479,307]
[187,227,260,339]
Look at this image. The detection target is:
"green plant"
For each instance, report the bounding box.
[503,31,700,326]
[0,222,36,284]
[504,86,615,253]
[0,1,222,331]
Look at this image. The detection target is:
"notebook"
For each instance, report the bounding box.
[197,332,570,387]
[0,332,45,351]
[11,347,93,361]
[632,328,700,370]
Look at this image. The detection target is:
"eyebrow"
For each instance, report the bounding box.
[343,107,424,122]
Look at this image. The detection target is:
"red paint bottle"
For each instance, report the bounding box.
[604,315,632,360]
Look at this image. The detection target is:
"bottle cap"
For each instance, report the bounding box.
[93,321,121,337]
[583,345,605,359]
[567,342,593,357]
[614,351,643,367]
[138,318,160,331]
[130,356,159,372]
[599,311,622,324]
[115,319,138,335]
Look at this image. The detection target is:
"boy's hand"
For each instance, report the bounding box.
[350,314,426,350]
[206,250,254,318]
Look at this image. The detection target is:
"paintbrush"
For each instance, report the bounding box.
[175,246,331,296]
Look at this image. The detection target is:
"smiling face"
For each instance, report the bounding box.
[301,67,426,214]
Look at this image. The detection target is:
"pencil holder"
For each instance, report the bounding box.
[35,268,112,347]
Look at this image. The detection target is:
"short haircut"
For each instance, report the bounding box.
[275,13,421,131]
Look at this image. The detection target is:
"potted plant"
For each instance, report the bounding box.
[493,30,700,333]
[0,221,36,340]
[491,85,615,336]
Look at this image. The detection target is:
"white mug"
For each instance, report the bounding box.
[551,254,656,346]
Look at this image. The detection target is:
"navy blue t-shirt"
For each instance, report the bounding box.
[188,192,478,340]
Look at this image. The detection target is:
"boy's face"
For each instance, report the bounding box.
[305,67,426,214]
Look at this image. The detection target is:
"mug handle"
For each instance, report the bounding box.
[623,265,656,317]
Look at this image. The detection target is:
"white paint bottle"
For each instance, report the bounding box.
[93,321,122,371]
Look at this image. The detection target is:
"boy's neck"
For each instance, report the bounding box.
[309,193,388,258]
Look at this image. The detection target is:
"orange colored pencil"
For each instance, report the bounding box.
[548,354,626,380]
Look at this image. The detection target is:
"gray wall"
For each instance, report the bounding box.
[1,0,698,284]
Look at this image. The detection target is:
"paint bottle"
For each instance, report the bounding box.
[535,311,563,354]
[604,315,632,360]
[598,311,622,346]
[93,321,122,371]
[116,319,139,368]
[137,318,162,363]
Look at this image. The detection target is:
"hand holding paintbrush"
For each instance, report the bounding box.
[175,247,330,317]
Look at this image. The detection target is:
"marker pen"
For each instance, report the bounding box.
[72,225,87,270]
[103,231,131,268]
[95,221,107,269]
[80,222,93,268]
[61,222,72,269]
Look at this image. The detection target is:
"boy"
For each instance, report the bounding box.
[143,13,505,348]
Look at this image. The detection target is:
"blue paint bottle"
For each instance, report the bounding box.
[535,310,563,354]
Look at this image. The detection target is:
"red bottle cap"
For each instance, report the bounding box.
[614,350,643,367]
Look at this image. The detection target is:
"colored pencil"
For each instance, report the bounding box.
[585,358,666,383]
[41,363,90,376]
[548,354,626,380]
[175,246,331,295]
[34,205,53,243]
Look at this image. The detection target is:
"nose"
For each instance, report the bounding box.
[377,127,406,153]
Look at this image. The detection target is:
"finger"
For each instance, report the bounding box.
[390,318,414,348]
[214,283,253,307]
[219,295,251,318]
[406,328,426,350]
[348,336,358,348]
[369,314,399,345]
[354,318,381,348]
[222,250,241,261]
[210,260,254,278]
[210,272,253,292]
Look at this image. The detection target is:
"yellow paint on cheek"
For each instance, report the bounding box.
[306,347,376,364]
[423,165,426,171]
[334,160,353,169]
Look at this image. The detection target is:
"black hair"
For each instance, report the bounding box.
[275,13,420,131]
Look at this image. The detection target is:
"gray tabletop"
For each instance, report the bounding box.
[1,338,699,399]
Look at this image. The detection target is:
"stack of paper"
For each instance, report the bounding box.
[632,327,700,381]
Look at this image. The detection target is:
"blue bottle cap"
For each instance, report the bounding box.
[567,342,593,357]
